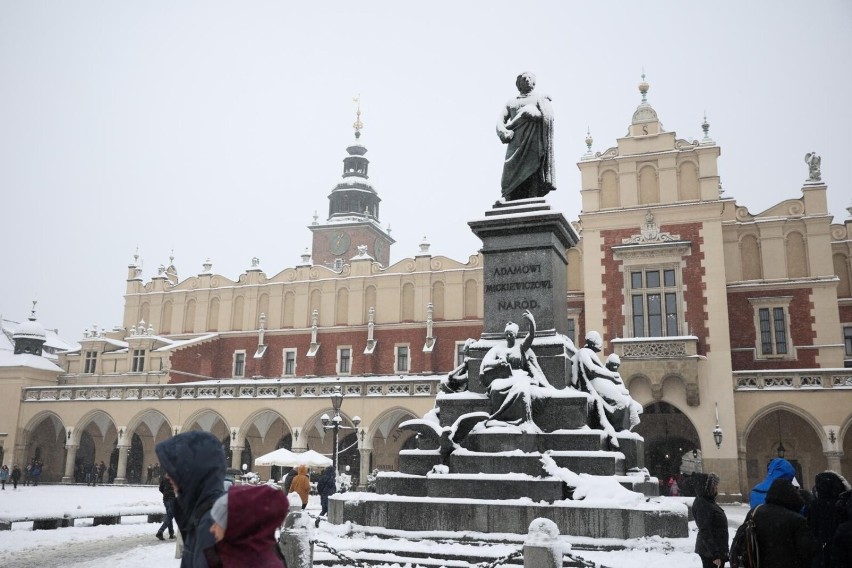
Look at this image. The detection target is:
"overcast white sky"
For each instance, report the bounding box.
[1,1,850,340]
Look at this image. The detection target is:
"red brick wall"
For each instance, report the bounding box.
[727,288,817,370]
[168,323,482,383]
[840,304,852,325]
[598,222,708,354]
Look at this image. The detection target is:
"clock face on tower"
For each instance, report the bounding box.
[329,231,350,255]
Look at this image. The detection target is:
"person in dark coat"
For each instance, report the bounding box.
[693,472,729,568]
[807,471,850,568]
[281,467,297,494]
[317,465,336,518]
[207,484,288,567]
[830,489,852,568]
[156,431,226,568]
[10,464,21,489]
[749,477,819,567]
[156,470,178,540]
[750,457,797,508]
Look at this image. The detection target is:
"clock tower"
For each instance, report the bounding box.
[310,101,394,268]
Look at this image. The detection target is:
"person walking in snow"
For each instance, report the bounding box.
[290,465,311,510]
[0,465,8,490]
[750,457,797,508]
[156,431,226,568]
[207,484,289,567]
[156,469,177,540]
[10,464,21,489]
[693,473,729,568]
[97,461,106,485]
[31,461,42,486]
[317,465,336,518]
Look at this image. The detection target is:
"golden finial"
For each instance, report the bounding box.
[352,95,364,138]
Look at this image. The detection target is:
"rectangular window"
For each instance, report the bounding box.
[83,351,98,374]
[396,345,409,373]
[283,349,297,376]
[628,267,680,338]
[566,318,576,344]
[338,347,351,374]
[131,349,145,373]
[845,326,852,357]
[750,297,794,359]
[233,351,246,377]
[455,342,466,367]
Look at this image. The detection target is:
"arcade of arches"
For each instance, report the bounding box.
[21,405,419,488]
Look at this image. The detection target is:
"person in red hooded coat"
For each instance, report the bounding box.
[206,484,289,568]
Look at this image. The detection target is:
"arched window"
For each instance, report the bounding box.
[232,295,245,331]
[600,170,619,209]
[741,235,762,280]
[160,301,173,335]
[678,161,700,201]
[183,299,196,333]
[401,283,415,322]
[638,165,659,205]
[257,293,269,327]
[785,231,808,278]
[207,298,220,332]
[432,281,445,320]
[834,253,851,298]
[464,279,478,319]
[335,288,349,325]
[309,289,321,321]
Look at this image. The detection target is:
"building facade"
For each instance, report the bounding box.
[3,81,851,497]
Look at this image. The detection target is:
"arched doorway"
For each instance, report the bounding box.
[745,408,825,491]
[633,401,701,494]
[26,414,66,483]
[127,433,144,484]
[306,414,361,484]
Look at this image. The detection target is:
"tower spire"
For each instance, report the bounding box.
[353,94,364,139]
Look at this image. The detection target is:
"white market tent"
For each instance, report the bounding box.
[254,448,333,468]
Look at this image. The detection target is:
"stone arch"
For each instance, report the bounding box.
[258,293,269,327]
[678,160,700,201]
[282,291,295,328]
[183,299,197,333]
[125,409,173,483]
[139,302,150,327]
[74,410,119,483]
[183,409,231,437]
[303,408,361,478]
[740,234,762,280]
[661,372,699,407]
[600,169,620,209]
[160,300,173,335]
[833,253,851,298]
[363,285,377,323]
[232,295,246,331]
[21,411,67,482]
[625,373,655,404]
[401,282,415,322]
[785,231,808,278]
[364,407,419,472]
[207,297,220,332]
[432,281,445,320]
[566,248,582,291]
[742,405,827,492]
[335,288,349,326]
[463,279,478,319]
[240,409,292,480]
[633,400,701,489]
[638,165,659,205]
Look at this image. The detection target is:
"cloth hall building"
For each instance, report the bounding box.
[1,81,850,499]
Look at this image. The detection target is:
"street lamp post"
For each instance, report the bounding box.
[320,386,361,474]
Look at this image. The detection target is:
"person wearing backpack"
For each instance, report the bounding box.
[734,477,819,568]
[156,431,226,568]
[694,473,729,567]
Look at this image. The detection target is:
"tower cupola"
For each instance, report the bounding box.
[13,301,47,356]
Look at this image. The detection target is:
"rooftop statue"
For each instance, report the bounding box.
[497,72,556,201]
[805,152,822,182]
[480,310,552,429]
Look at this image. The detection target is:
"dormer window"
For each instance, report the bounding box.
[83,351,98,374]
[131,349,145,373]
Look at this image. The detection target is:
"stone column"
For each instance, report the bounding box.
[230,446,244,471]
[825,451,844,473]
[359,447,372,490]
[62,445,78,484]
[114,445,129,485]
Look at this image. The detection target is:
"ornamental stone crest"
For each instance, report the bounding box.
[622,211,681,244]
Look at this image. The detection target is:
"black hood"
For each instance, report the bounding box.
[814,471,850,501]
[156,431,225,525]
[766,477,804,513]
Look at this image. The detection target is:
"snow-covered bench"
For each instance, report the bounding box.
[0,504,166,531]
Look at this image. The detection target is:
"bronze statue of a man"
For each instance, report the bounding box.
[497,72,555,201]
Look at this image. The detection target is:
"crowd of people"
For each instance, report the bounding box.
[0,459,43,489]
[693,458,851,568]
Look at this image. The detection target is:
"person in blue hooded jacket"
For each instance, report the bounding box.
[750,457,796,508]
[156,431,226,568]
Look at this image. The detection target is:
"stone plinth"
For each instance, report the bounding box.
[449,451,625,477]
[437,391,590,432]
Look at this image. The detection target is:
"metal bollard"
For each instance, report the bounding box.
[278,509,314,568]
[523,518,562,568]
